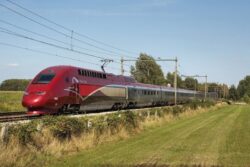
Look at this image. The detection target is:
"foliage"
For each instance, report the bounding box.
[184,100,216,110]
[93,116,108,139]
[0,79,31,91]
[122,110,138,130]
[44,116,88,141]
[165,72,184,88]
[172,106,183,116]
[8,121,37,146]
[183,77,198,90]
[106,113,122,134]
[228,85,238,101]
[130,53,166,85]
[243,94,250,104]
[237,76,250,100]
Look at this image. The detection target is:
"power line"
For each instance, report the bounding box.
[0,19,124,61]
[0,27,129,72]
[5,0,138,56]
[0,26,104,59]
[1,1,138,59]
[0,42,100,66]
[0,25,132,70]
[0,41,124,72]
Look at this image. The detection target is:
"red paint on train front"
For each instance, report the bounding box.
[22,65,113,114]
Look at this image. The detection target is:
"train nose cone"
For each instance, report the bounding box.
[22,95,44,108]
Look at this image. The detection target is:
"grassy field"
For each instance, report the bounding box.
[43,105,250,167]
[0,91,25,112]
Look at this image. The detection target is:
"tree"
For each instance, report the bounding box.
[237,76,250,98]
[228,85,238,101]
[183,77,198,90]
[0,79,31,91]
[165,72,184,88]
[130,53,166,85]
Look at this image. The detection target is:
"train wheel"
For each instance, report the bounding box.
[59,104,68,114]
[73,104,80,114]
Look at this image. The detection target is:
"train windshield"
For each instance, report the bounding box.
[33,74,55,84]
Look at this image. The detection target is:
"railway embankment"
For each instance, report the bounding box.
[0,100,219,167]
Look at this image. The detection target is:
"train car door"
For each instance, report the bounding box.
[70,76,81,104]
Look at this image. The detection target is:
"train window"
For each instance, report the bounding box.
[103,74,107,79]
[33,73,55,84]
[78,69,81,75]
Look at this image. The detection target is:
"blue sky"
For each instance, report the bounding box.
[0,0,250,86]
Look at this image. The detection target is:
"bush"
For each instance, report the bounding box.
[161,107,172,114]
[122,110,138,130]
[93,117,108,140]
[172,106,183,116]
[187,100,199,110]
[243,94,250,104]
[8,122,37,146]
[201,100,216,108]
[106,113,122,134]
[49,117,87,141]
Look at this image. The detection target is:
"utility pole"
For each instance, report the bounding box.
[121,57,178,105]
[174,57,178,105]
[121,56,124,75]
[205,75,207,100]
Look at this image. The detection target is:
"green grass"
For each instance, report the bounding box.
[43,105,250,167]
[0,91,25,112]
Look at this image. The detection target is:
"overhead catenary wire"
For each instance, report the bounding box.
[0,26,131,70]
[5,0,139,56]
[0,19,125,62]
[0,41,127,73]
[0,2,138,59]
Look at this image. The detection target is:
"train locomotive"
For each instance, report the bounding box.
[22,65,217,115]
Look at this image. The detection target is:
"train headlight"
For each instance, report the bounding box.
[24,91,29,96]
[36,91,47,95]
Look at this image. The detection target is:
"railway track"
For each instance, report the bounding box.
[0,105,176,123]
[0,112,40,123]
[0,112,26,117]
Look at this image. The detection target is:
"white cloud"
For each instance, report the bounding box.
[7,63,19,67]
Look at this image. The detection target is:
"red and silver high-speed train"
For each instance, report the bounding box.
[22,65,217,115]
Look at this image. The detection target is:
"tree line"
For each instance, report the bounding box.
[0,79,31,91]
[228,76,250,102]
